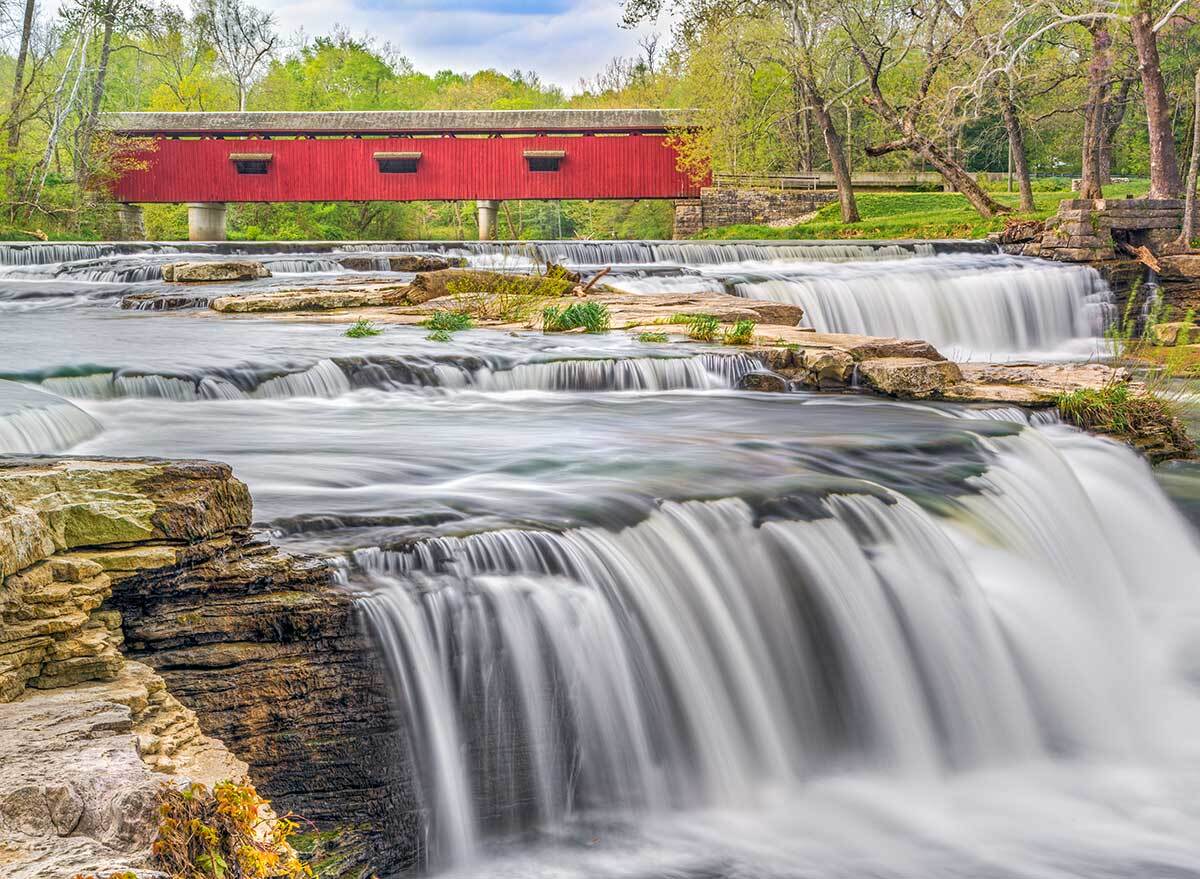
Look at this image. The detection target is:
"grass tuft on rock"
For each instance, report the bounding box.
[1056,383,1177,437]
[445,269,577,323]
[542,301,611,333]
[636,331,669,343]
[685,313,721,342]
[723,319,756,345]
[423,310,474,333]
[344,319,382,338]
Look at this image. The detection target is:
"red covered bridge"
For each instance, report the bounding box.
[103,110,703,240]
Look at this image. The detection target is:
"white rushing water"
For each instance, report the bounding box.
[715,254,1114,360]
[353,422,1200,874]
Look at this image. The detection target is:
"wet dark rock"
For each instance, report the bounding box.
[388,254,464,272]
[737,370,789,393]
[121,292,213,310]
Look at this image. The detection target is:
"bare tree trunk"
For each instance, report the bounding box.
[802,76,858,223]
[802,106,814,172]
[1177,68,1200,248]
[909,131,1008,218]
[998,88,1035,211]
[6,0,36,151]
[1130,1,1183,198]
[1079,25,1111,201]
[1100,75,1135,184]
[77,12,116,186]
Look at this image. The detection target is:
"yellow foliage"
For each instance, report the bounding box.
[152,779,313,879]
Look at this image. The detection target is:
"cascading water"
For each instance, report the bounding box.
[5,240,1200,879]
[723,253,1114,358]
[21,353,761,400]
[0,380,102,453]
[351,423,1200,875]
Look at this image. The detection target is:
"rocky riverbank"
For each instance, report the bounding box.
[0,457,409,877]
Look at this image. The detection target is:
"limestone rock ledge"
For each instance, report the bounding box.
[0,662,246,879]
[0,457,408,876]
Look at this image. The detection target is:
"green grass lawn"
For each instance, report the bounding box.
[696,181,1151,240]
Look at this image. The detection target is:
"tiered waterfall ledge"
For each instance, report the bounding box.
[115,266,1195,462]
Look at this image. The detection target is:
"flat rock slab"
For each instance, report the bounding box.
[589,291,804,328]
[211,284,411,313]
[943,362,1127,406]
[164,260,271,283]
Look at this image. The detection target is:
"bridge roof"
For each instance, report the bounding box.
[103,109,694,136]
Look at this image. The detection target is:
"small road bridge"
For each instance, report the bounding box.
[103,110,702,240]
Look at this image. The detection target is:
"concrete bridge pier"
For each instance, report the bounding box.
[118,204,145,240]
[188,202,227,241]
[476,200,500,241]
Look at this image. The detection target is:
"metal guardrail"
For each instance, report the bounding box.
[713,173,820,190]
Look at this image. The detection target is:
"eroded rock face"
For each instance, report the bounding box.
[164,261,271,282]
[1159,254,1200,280]
[0,661,249,879]
[1147,321,1198,346]
[0,457,408,876]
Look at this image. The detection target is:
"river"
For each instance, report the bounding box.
[3,240,1200,878]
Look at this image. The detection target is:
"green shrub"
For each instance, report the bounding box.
[686,314,721,342]
[344,319,382,338]
[637,331,669,343]
[426,329,452,342]
[723,319,756,345]
[542,301,611,333]
[446,268,576,323]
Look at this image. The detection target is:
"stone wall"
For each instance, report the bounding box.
[1032,198,1185,262]
[0,457,414,876]
[673,187,837,237]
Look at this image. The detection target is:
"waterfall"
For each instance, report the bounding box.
[0,243,116,266]
[469,354,760,392]
[352,424,1191,867]
[729,255,1114,357]
[262,258,346,274]
[28,353,761,401]
[0,381,101,453]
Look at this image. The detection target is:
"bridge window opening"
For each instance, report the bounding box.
[229,153,273,174]
[375,151,421,173]
[524,150,565,172]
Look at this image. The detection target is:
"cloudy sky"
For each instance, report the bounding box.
[251,0,665,92]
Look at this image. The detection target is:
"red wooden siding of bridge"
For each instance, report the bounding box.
[110,132,701,203]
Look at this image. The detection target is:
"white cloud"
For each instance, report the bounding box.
[251,0,663,92]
